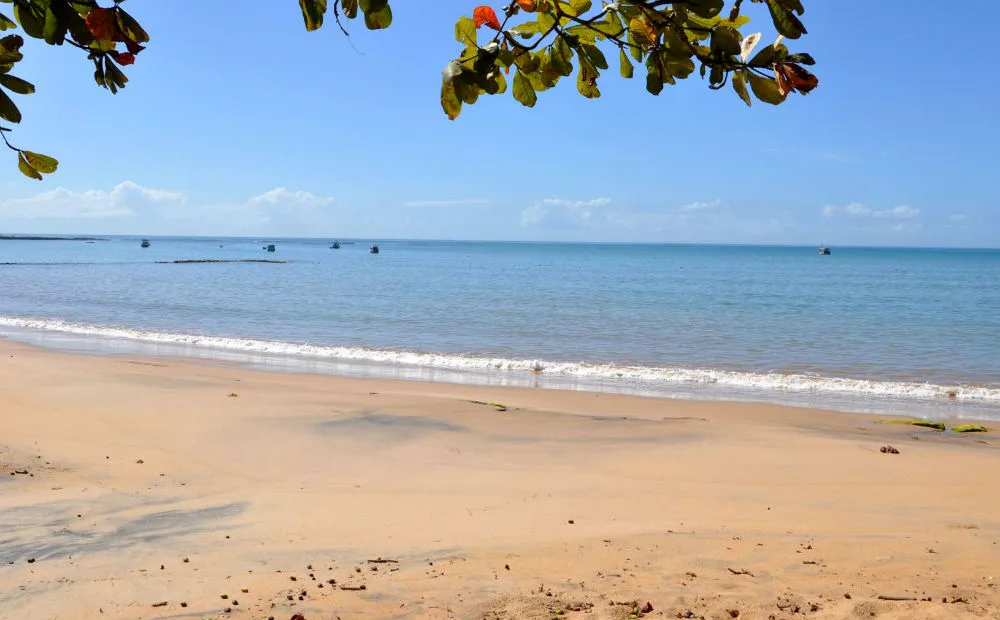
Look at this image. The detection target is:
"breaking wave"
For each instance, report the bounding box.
[1,315,998,403]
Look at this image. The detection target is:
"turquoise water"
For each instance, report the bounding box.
[1,236,998,418]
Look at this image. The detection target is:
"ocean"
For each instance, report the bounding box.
[1,236,998,419]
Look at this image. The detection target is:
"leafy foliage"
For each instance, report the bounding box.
[2,0,817,180]
[438,0,818,118]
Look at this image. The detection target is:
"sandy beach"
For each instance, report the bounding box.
[1,339,997,619]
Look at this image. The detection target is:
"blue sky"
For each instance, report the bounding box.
[0,1,997,246]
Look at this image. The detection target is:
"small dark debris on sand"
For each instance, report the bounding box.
[880,445,900,454]
[468,400,508,412]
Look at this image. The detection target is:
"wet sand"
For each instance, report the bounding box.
[0,339,997,619]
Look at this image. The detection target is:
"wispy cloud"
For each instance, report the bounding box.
[949,213,969,222]
[521,197,611,227]
[248,187,333,207]
[403,199,493,207]
[539,197,611,208]
[677,199,721,212]
[872,205,920,219]
[822,203,920,219]
[0,182,337,235]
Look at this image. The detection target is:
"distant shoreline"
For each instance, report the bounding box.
[0,235,105,241]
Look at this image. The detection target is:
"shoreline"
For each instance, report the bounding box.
[3,318,999,423]
[1,339,998,619]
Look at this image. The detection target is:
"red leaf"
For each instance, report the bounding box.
[516,0,536,11]
[472,6,501,30]
[86,8,120,41]
[124,38,146,55]
[773,63,791,96]
[783,63,819,94]
[116,52,135,66]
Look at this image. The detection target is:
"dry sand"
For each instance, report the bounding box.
[0,339,997,619]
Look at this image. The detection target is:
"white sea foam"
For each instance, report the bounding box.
[2,315,998,403]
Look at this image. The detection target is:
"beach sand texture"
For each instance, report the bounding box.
[1,340,998,619]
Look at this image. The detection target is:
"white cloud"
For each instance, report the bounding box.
[0,182,337,235]
[677,200,720,212]
[521,197,611,227]
[0,181,184,219]
[949,213,968,222]
[844,202,872,216]
[872,205,920,219]
[823,203,920,220]
[248,187,333,207]
[539,197,612,209]
[403,199,492,207]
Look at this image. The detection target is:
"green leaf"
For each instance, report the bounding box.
[513,50,540,73]
[93,58,105,87]
[580,43,608,71]
[0,12,16,31]
[550,36,574,77]
[511,20,540,39]
[440,76,462,120]
[18,152,42,180]
[117,9,150,43]
[748,44,777,68]
[102,56,127,93]
[13,4,43,39]
[688,0,724,19]
[569,0,592,14]
[455,16,476,45]
[627,30,643,62]
[537,10,556,33]
[773,0,805,15]
[43,7,65,45]
[0,85,20,122]
[575,49,600,98]
[0,73,33,94]
[593,9,624,39]
[512,69,537,107]
[710,25,741,56]
[298,0,327,31]
[341,0,359,19]
[765,0,806,39]
[362,3,392,29]
[786,52,815,65]
[747,71,786,105]
[453,72,479,105]
[645,56,664,95]
[709,64,723,86]
[0,38,24,74]
[618,48,633,79]
[731,70,751,106]
[23,151,58,174]
[564,25,599,43]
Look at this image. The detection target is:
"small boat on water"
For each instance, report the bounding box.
[330,241,341,249]
[140,239,150,248]
[818,246,831,255]
[369,244,380,254]
[264,244,276,252]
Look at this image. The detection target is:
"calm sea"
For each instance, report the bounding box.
[2,237,998,419]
